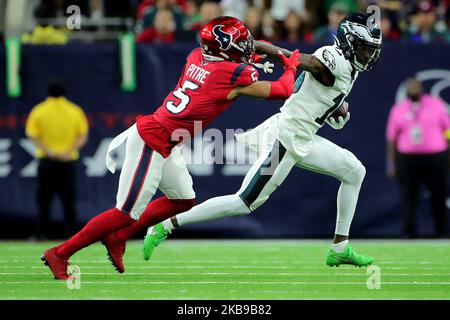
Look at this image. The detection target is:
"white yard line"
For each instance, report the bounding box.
[1,239,449,245]
[1,265,449,271]
[2,260,449,265]
[1,272,450,276]
[1,280,450,285]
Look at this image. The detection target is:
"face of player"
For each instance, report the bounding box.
[353,41,381,71]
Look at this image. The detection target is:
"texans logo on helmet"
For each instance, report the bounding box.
[212,25,240,50]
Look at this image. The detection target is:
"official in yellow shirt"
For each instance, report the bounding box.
[25,80,88,239]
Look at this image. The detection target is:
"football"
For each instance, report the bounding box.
[329,101,349,121]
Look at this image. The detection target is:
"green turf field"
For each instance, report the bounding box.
[0,240,449,300]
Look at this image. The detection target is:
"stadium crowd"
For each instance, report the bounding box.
[26,0,450,44]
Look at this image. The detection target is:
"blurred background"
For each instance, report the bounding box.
[0,0,449,240]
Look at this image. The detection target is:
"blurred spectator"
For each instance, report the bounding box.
[245,6,264,39]
[136,0,185,34]
[404,0,450,43]
[189,1,222,31]
[322,0,359,15]
[386,78,450,238]
[22,25,68,45]
[261,10,276,39]
[380,12,402,41]
[270,0,306,39]
[270,0,305,21]
[24,0,450,43]
[137,8,177,42]
[184,0,202,30]
[313,2,349,43]
[25,80,89,240]
[220,0,248,22]
[136,0,188,20]
[282,11,312,42]
[24,0,68,45]
[136,0,155,20]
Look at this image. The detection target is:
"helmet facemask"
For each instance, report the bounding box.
[350,37,382,71]
[336,15,383,72]
[231,35,256,64]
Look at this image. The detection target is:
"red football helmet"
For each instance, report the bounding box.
[200,16,255,64]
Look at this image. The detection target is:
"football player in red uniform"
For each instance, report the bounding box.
[41,16,301,279]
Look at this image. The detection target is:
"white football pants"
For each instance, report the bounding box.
[175,134,365,236]
[109,124,195,220]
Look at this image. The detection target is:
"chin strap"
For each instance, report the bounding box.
[202,53,225,62]
[267,67,296,99]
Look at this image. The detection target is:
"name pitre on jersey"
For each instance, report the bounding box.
[275,44,358,158]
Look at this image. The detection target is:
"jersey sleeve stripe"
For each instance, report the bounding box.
[293,71,306,93]
[230,64,247,85]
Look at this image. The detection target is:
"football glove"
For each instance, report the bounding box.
[253,54,274,74]
[279,49,301,71]
[253,61,274,74]
[325,112,350,130]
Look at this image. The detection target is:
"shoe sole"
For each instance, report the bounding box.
[142,237,159,261]
[101,240,124,274]
[142,243,152,261]
[40,254,69,280]
[327,262,372,268]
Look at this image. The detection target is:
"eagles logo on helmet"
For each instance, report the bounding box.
[200,16,255,64]
[335,13,382,71]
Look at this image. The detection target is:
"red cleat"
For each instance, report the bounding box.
[102,233,126,273]
[41,247,69,280]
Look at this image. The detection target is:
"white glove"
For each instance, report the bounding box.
[253,61,275,74]
[325,112,350,130]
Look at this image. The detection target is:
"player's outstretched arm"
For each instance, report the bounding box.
[227,50,301,100]
[254,40,335,87]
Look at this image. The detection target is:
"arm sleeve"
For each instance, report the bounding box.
[25,108,40,139]
[386,106,399,141]
[231,64,259,86]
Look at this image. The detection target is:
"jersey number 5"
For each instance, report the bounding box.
[166,80,200,114]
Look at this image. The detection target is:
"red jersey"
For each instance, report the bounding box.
[136,48,259,157]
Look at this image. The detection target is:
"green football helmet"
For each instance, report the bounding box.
[336,13,382,72]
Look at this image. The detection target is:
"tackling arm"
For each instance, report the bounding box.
[227,50,301,100]
[254,40,335,87]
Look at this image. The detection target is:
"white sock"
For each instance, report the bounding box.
[331,240,348,253]
[162,219,174,232]
[175,194,250,227]
[334,166,365,236]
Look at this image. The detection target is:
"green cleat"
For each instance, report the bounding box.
[142,223,170,261]
[326,244,373,267]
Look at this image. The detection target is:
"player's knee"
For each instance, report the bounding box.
[355,162,366,181]
[114,207,138,220]
[345,161,366,184]
[232,194,252,216]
